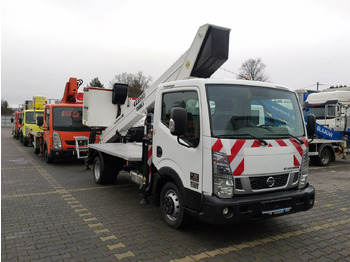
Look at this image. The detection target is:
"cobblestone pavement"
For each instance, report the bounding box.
[2,127,350,262]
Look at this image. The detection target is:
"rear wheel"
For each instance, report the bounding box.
[23,137,29,146]
[311,147,331,166]
[33,138,40,154]
[93,155,117,184]
[160,182,186,229]
[319,148,331,166]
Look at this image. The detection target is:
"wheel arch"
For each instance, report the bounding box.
[318,143,336,162]
[153,167,185,207]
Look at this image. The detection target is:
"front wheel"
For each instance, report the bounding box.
[160,182,186,229]
[44,146,54,164]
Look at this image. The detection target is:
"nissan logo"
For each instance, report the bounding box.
[266,177,275,187]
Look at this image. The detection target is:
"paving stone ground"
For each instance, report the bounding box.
[2,127,350,261]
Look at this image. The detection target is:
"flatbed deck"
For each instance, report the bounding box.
[89,142,142,161]
[28,131,43,137]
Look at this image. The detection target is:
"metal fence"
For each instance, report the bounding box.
[2,115,13,127]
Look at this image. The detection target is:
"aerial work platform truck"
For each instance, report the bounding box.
[29,78,91,163]
[20,96,45,146]
[303,90,350,165]
[83,24,316,228]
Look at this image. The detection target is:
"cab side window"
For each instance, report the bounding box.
[161,91,200,146]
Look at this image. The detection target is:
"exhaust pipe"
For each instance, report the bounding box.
[130,170,143,186]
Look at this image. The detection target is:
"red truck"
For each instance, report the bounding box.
[11,111,23,140]
[30,78,91,163]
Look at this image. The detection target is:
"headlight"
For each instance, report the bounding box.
[299,149,309,189]
[212,151,234,198]
[52,132,62,149]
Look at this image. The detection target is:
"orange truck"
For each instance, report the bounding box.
[29,78,91,163]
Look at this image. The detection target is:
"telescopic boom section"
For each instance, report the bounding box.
[99,24,230,143]
[61,77,79,104]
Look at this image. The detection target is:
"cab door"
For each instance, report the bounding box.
[43,107,51,150]
[153,87,202,210]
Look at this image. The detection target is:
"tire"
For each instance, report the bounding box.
[23,137,29,146]
[44,145,54,164]
[160,182,186,229]
[33,138,40,154]
[318,148,331,166]
[34,145,40,154]
[93,156,116,184]
[311,148,331,166]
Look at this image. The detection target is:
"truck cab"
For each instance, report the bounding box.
[303,91,350,133]
[21,109,44,146]
[302,90,350,165]
[150,79,314,226]
[42,103,90,163]
[20,96,46,146]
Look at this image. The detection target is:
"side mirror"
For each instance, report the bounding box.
[170,107,187,136]
[306,114,316,137]
[37,116,44,126]
[18,118,23,124]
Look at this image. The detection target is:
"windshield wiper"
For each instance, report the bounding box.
[266,133,304,144]
[219,134,268,146]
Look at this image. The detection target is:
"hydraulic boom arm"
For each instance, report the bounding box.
[61,78,83,104]
[100,24,230,143]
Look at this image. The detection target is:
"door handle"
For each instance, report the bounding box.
[157,146,163,158]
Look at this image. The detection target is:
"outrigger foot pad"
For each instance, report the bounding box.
[139,198,150,205]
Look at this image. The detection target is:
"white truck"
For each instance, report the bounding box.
[83,24,316,228]
[303,90,350,166]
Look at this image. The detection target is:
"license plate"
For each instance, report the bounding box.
[261,198,292,215]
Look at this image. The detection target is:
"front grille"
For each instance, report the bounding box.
[250,174,289,190]
[235,178,243,190]
[292,173,299,183]
[65,140,76,146]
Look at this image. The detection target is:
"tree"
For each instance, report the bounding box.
[237,58,269,82]
[110,71,152,97]
[330,85,347,89]
[89,77,104,88]
[1,100,12,115]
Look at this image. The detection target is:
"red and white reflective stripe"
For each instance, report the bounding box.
[211,137,308,176]
[148,146,152,175]
[211,138,248,176]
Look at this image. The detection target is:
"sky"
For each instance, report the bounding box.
[1,0,350,108]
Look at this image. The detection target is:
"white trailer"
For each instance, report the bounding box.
[83,24,315,228]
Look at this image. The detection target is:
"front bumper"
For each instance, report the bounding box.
[192,185,315,225]
[49,148,82,159]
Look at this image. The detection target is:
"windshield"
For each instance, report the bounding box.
[52,107,90,131]
[303,105,335,120]
[206,84,305,139]
[25,111,43,124]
